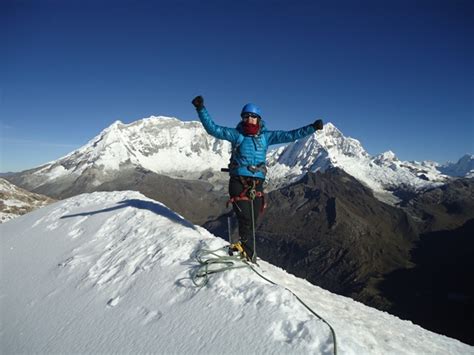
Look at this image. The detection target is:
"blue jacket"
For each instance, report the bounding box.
[197,107,316,179]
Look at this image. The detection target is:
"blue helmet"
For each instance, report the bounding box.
[241,103,262,118]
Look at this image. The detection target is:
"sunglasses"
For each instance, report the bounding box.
[241,113,260,120]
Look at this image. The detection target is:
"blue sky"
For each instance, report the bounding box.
[1,0,473,172]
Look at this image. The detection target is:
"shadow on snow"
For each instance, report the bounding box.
[60,199,196,230]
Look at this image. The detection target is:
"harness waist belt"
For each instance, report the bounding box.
[247,163,267,175]
[228,161,267,176]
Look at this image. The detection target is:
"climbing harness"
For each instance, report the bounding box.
[191,246,338,355]
[226,176,266,213]
[221,162,267,177]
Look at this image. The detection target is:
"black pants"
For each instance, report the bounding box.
[228,176,264,244]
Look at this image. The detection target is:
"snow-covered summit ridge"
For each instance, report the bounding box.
[33,115,232,183]
[317,122,369,159]
[266,122,449,193]
[1,190,471,354]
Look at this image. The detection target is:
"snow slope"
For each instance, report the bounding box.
[1,191,471,354]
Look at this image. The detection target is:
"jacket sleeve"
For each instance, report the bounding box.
[266,124,316,145]
[197,107,240,143]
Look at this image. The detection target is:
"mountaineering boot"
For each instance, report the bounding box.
[228,242,250,260]
[241,240,257,263]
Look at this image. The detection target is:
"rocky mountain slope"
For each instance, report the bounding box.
[0,178,55,223]
[206,169,419,303]
[95,166,228,225]
[401,177,474,232]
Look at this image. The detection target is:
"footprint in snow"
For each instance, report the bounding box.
[271,319,310,343]
[138,307,163,325]
[68,228,83,239]
[107,296,121,308]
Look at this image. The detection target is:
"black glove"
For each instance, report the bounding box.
[192,95,204,109]
[312,119,323,131]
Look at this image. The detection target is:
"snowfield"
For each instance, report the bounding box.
[1,191,472,354]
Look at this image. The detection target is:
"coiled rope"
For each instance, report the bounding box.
[191,246,337,355]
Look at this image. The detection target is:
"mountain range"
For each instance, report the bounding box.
[5,116,472,207]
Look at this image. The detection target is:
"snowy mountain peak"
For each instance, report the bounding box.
[267,122,368,168]
[439,154,474,178]
[24,115,232,189]
[321,122,342,137]
[110,119,124,127]
[133,115,183,126]
[266,123,447,193]
[266,121,370,185]
[97,120,126,137]
[317,123,369,159]
[374,150,398,164]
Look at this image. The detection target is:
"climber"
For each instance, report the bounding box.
[192,95,323,262]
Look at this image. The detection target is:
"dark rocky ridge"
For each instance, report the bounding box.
[96,167,227,225]
[400,177,474,232]
[260,170,419,300]
[7,166,227,225]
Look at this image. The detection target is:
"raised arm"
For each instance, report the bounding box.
[192,96,239,143]
[266,119,323,145]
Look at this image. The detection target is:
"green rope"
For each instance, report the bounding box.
[190,247,337,355]
[191,247,250,287]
